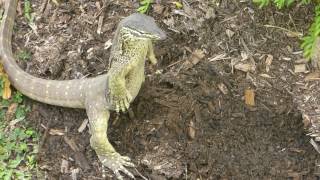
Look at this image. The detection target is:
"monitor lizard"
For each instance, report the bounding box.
[0,0,166,179]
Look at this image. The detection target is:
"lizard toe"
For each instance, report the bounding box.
[119,157,135,167]
[118,165,135,179]
[119,99,127,112]
[121,156,131,161]
[114,170,124,180]
[123,98,130,110]
[115,103,120,113]
[99,153,135,179]
[126,91,133,103]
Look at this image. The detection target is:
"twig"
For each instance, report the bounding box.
[134,168,148,180]
[264,24,303,38]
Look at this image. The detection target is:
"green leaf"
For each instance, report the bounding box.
[15,105,29,119]
[18,143,28,152]
[13,91,23,104]
[25,129,35,137]
[253,0,270,8]
[3,169,13,180]
[8,156,23,168]
[17,50,31,61]
[137,0,153,14]
[24,0,32,23]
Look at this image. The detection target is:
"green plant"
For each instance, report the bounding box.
[0,82,39,179]
[301,4,320,58]
[24,0,33,23]
[0,125,39,180]
[254,0,311,8]
[137,0,153,14]
[253,0,319,60]
[0,78,4,98]
[17,50,31,61]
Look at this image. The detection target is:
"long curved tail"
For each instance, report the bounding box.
[0,0,87,108]
[0,0,23,77]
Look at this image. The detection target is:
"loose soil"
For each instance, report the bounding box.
[9,0,320,179]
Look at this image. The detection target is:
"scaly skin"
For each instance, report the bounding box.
[0,1,166,179]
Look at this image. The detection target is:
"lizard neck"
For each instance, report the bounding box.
[123,38,148,54]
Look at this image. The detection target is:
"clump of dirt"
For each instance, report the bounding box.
[9,0,320,179]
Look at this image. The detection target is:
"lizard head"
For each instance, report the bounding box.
[119,13,166,41]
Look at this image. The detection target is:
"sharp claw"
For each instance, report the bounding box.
[124,98,130,110]
[121,156,131,161]
[120,99,126,112]
[119,156,135,167]
[127,92,133,102]
[99,153,135,179]
[120,166,135,179]
[114,170,124,180]
[123,99,128,112]
[116,104,120,113]
[122,161,135,167]
[110,94,114,104]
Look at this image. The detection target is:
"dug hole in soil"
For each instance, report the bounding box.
[10,0,320,179]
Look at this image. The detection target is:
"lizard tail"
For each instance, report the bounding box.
[0,0,87,108]
[0,0,44,99]
[0,0,22,77]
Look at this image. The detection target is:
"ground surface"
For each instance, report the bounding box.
[9,0,320,179]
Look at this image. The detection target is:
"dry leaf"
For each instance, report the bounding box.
[2,75,11,99]
[205,7,215,19]
[78,119,88,133]
[226,29,235,38]
[302,114,311,128]
[194,105,201,122]
[61,159,69,174]
[0,63,4,75]
[240,51,248,60]
[190,49,205,65]
[217,83,228,95]
[173,1,183,9]
[282,57,291,61]
[104,39,112,50]
[153,4,164,14]
[234,62,255,72]
[49,129,65,136]
[265,54,273,72]
[52,0,60,6]
[259,74,274,78]
[6,103,17,120]
[184,49,205,69]
[305,71,320,81]
[295,58,307,64]
[71,168,80,180]
[187,120,196,140]
[294,64,307,73]
[96,15,104,35]
[245,89,255,106]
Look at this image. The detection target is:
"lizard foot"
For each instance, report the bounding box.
[149,55,157,65]
[111,90,133,113]
[98,152,135,180]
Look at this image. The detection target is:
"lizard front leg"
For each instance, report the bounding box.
[85,97,135,179]
[108,58,134,112]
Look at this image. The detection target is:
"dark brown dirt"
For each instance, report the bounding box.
[10,0,320,179]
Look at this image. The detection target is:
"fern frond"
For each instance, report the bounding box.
[272,0,294,8]
[301,5,320,59]
[253,0,271,8]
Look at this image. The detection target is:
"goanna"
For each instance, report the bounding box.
[0,0,166,179]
